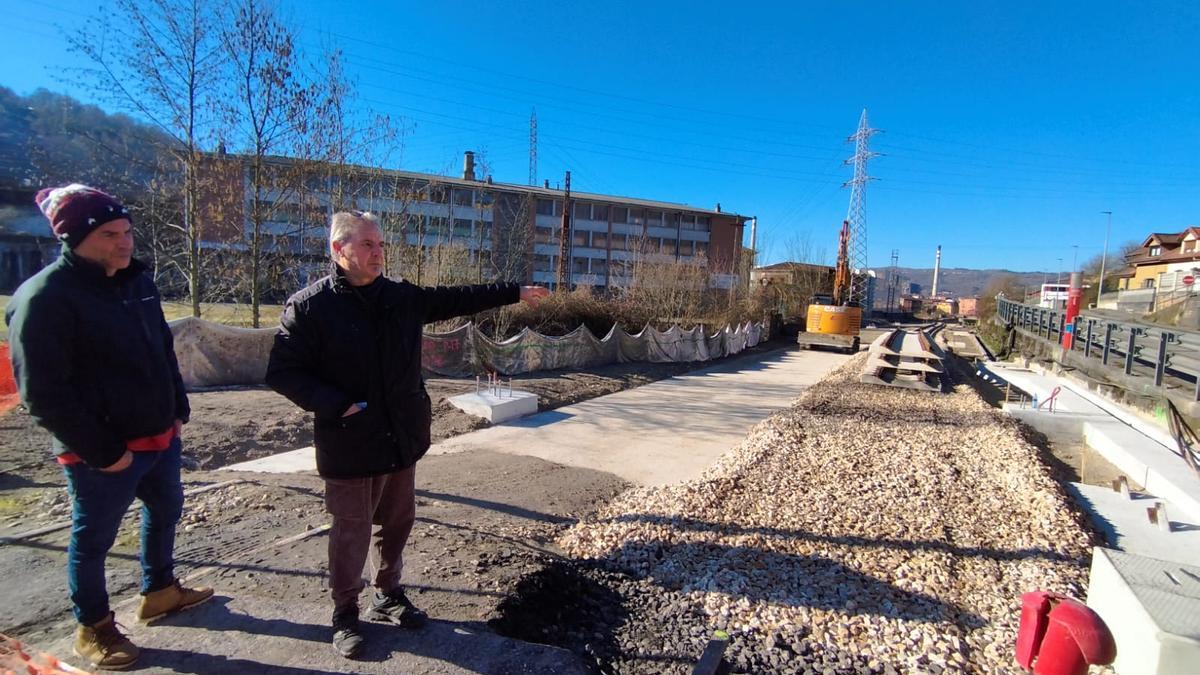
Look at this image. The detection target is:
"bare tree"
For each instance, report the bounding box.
[219,0,317,326]
[67,0,225,317]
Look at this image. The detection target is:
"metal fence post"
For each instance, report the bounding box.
[1125,328,1138,376]
[1103,324,1113,365]
[1155,331,1169,387]
[1084,320,1094,358]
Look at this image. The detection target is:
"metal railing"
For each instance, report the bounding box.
[996,296,1200,401]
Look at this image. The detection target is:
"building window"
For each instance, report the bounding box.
[695,241,708,256]
[592,204,609,222]
[612,207,627,224]
[452,188,473,206]
[572,230,587,247]
[534,226,557,244]
[610,233,627,251]
[427,185,448,204]
[681,215,696,230]
[574,202,591,220]
[679,240,694,255]
[647,211,663,227]
[536,199,556,216]
[1143,278,1155,288]
[592,232,608,248]
[629,209,644,226]
[1149,246,1162,256]
[533,254,553,272]
[697,216,711,232]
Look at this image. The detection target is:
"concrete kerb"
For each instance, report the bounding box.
[991,362,1200,525]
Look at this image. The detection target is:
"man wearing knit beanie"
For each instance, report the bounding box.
[5,184,214,670]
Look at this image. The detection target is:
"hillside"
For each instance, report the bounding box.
[878,266,1051,299]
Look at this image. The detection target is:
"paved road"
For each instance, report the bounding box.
[431,347,850,486]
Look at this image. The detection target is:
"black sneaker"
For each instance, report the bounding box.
[366,588,428,629]
[332,608,365,659]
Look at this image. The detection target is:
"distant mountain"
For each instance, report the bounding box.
[875,266,1052,300]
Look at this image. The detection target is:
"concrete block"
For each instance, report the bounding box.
[1086,548,1200,675]
[221,447,316,473]
[1084,422,1200,523]
[448,390,538,423]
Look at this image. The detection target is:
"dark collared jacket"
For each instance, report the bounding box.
[265,271,519,478]
[5,250,189,468]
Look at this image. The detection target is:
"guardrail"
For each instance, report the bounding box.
[996,296,1200,401]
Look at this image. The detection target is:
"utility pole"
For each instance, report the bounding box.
[1057,258,1063,285]
[1099,211,1112,297]
[528,108,538,187]
[556,170,571,289]
[1072,244,1079,274]
[887,249,899,313]
[843,109,881,313]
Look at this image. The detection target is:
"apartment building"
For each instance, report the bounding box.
[196,151,750,293]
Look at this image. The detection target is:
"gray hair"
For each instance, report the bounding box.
[329,210,380,253]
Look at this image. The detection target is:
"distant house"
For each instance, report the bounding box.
[0,189,58,293]
[749,261,834,290]
[958,297,979,317]
[899,296,923,313]
[935,298,960,315]
[1118,227,1200,290]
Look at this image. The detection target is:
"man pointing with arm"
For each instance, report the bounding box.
[265,210,546,658]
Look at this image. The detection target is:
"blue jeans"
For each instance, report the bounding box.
[63,437,184,625]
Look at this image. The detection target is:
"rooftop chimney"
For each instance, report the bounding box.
[544,179,550,188]
[716,202,722,213]
[462,151,476,181]
[931,245,942,298]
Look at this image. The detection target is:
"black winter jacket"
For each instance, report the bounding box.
[4,250,190,468]
[265,270,519,479]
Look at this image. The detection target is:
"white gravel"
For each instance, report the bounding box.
[558,355,1095,673]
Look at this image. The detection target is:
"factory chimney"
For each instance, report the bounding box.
[931,245,942,298]
[462,151,476,181]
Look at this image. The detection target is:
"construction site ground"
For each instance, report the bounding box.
[1,333,1140,674]
[2,339,853,673]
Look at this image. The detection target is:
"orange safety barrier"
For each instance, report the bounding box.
[0,343,18,415]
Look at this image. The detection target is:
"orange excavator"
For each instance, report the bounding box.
[796,220,862,353]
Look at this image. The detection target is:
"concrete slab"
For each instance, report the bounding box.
[1066,483,1200,566]
[447,390,538,423]
[37,593,588,674]
[1084,422,1200,523]
[431,348,849,486]
[993,364,1200,518]
[1087,547,1200,675]
[221,447,316,474]
[217,348,847,485]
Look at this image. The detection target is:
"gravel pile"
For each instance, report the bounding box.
[538,356,1094,673]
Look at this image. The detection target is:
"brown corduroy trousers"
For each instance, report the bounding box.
[322,466,416,612]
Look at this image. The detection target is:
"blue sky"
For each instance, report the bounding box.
[2,0,1198,272]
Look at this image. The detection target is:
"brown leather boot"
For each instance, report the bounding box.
[136,579,214,623]
[74,612,139,670]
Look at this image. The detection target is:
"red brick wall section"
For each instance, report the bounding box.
[0,343,18,415]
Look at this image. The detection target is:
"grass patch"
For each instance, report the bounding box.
[0,295,284,343]
[0,494,29,516]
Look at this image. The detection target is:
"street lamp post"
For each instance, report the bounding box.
[1099,211,1112,298]
[1057,258,1063,284]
